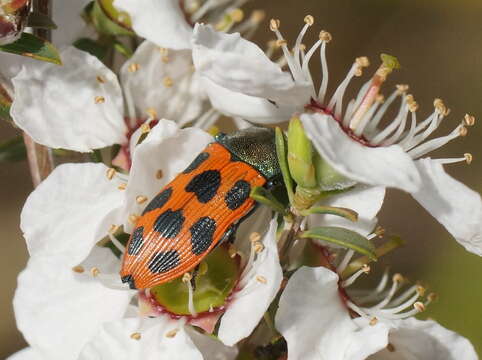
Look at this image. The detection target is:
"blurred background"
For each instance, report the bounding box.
[1,0,481,357]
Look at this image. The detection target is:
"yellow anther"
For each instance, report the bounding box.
[230,8,244,23]
[393,273,404,283]
[304,15,314,26]
[375,226,385,237]
[396,84,409,94]
[369,317,378,326]
[254,242,265,253]
[182,273,192,283]
[267,39,277,48]
[354,68,363,77]
[414,302,425,312]
[136,195,148,204]
[298,44,307,51]
[118,183,127,190]
[96,75,106,83]
[146,107,158,119]
[91,267,100,277]
[140,123,151,134]
[155,169,163,179]
[72,265,85,273]
[433,98,449,116]
[95,96,105,104]
[269,18,280,31]
[165,329,179,338]
[427,292,438,302]
[161,56,169,63]
[228,244,238,258]
[275,39,287,47]
[376,94,385,103]
[128,214,140,224]
[464,153,473,164]
[159,47,168,55]
[256,275,267,284]
[361,264,371,273]
[109,224,119,234]
[416,285,426,296]
[464,114,475,126]
[356,56,370,68]
[250,10,265,24]
[130,332,141,340]
[163,77,173,88]
[128,63,140,73]
[106,167,116,180]
[459,126,468,137]
[250,232,261,243]
[408,101,419,113]
[319,30,332,42]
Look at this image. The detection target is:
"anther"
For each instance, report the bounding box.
[161,56,169,63]
[356,56,370,68]
[393,273,404,283]
[130,332,141,340]
[369,317,378,326]
[250,232,261,243]
[427,292,438,302]
[136,195,148,204]
[464,114,475,126]
[256,275,267,284]
[163,77,173,87]
[96,75,106,83]
[72,265,84,273]
[155,169,163,179]
[459,126,468,137]
[128,214,139,224]
[128,63,140,73]
[140,123,150,134]
[387,343,396,352]
[433,98,449,116]
[91,267,100,277]
[362,264,371,274]
[319,30,332,42]
[146,108,157,119]
[165,329,179,338]
[159,47,168,55]
[106,167,116,180]
[250,10,265,23]
[396,84,409,94]
[416,285,426,296]
[275,39,287,47]
[413,302,425,312]
[254,242,265,253]
[118,183,127,190]
[304,15,314,26]
[109,224,119,234]
[94,96,105,104]
[376,94,385,103]
[230,8,244,23]
[269,19,280,31]
[464,153,473,164]
[375,226,385,237]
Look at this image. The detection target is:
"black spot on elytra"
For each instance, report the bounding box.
[142,187,172,215]
[148,250,181,274]
[183,152,210,174]
[153,209,184,238]
[127,226,144,255]
[190,217,217,255]
[225,180,251,210]
[121,275,137,289]
[185,170,221,203]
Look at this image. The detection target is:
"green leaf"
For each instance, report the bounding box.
[300,206,358,222]
[300,226,376,260]
[112,39,132,58]
[275,127,294,204]
[27,12,58,29]
[0,136,27,162]
[250,186,287,214]
[73,38,108,61]
[0,32,61,64]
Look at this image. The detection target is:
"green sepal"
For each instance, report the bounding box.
[73,38,109,61]
[27,12,58,29]
[250,186,287,215]
[112,39,133,58]
[300,206,358,222]
[90,0,133,36]
[89,149,103,163]
[314,152,356,191]
[0,32,61,64]
[150,246,240,315]
[300,226,376,260]
[0,136,26,162]
[287,117,317,189]
[275,127,294,204]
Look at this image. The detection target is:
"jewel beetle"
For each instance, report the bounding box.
[120,127,282,289]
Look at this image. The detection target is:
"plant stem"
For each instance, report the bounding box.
[23,0,54,187]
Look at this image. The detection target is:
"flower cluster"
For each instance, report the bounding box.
[4,1,481,360]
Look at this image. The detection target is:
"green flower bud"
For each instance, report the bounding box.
[314,152,356,191]
[287,117,317,189]
[150,245,240,315]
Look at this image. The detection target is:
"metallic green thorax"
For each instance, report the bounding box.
[215,127,281,181]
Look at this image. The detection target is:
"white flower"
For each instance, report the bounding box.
[10,120,282,359]
[191,22,482,256]
[276,266,478,360]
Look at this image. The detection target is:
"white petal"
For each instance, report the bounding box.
[301,113,421,193]
[202,78,295,124]
[310,185,385,236]
[11,47,126,152]
[79,318,203,360]
[21,163,125,265]
[192,24,311,106]
[121,41,205,125]
[218,218,283,346]
[13,253,132,360]
[124,120,212,231]
[276,266,389,360]
[6,348,43,360]
[412,159,482,256]
[114,0,192,49]
[186,327,238,360]
[368,318,478,360]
